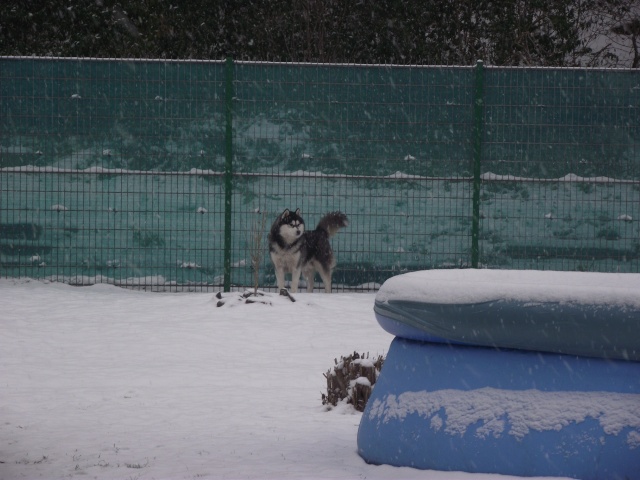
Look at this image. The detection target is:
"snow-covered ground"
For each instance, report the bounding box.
[0,278,569,480]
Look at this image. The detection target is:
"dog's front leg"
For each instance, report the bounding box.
[271,251,287,291]
[274,268,286,291]
[290,267,302,293]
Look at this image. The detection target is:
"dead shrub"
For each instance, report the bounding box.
[322,351,384,412]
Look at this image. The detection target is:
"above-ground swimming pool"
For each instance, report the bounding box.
[358,270,640,479]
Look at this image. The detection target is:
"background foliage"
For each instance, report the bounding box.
[1,0,639,67]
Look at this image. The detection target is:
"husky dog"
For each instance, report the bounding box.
[268,208,348,293]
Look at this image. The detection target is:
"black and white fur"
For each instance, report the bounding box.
[268,208,348,293]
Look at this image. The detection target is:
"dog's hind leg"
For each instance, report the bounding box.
[305,270,315,293]
[317,267,333,293]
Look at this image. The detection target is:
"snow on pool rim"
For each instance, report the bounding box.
[375,269,640,308]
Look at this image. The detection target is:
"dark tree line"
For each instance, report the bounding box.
[1,0,638,66]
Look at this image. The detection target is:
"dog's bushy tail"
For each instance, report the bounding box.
[317,211,348,237]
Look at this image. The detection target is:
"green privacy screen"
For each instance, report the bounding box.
[1,58,638,291]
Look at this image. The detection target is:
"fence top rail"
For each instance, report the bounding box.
[232,60,475,70]
[0,55,473,69]
[234,60,640,73]
[0,55,226,65]
[2,56,638,72]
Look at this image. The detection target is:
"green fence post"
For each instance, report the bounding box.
[223,57,234,291]
[471,60,484,269]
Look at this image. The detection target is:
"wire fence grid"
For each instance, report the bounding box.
[1,57,639,291]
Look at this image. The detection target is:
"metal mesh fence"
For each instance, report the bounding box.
[1,57,638,291]
[480,67,640,273]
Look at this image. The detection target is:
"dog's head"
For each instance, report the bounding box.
[276,208,305,243]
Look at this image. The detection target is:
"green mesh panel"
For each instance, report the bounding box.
[1,58,638,290]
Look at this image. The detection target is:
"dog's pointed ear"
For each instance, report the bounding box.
[295,208,301,216]
[282,209,290,218]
